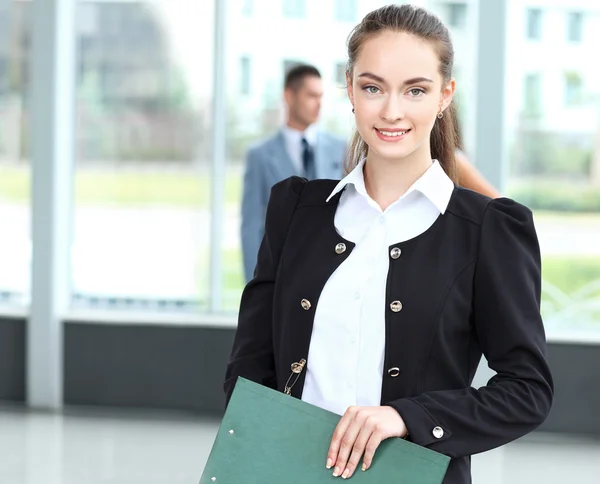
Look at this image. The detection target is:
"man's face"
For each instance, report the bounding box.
[286,75,323,127]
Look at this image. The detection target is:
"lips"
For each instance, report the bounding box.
[375,128,411,141]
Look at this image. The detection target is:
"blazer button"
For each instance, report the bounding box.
[387,367,401,377]
[390,247,402,259]
[390,300,403,312]
[335,243,347,255]
[432,426,444,439]
[301,299,312,311]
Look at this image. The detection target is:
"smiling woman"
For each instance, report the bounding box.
[345,17,459,186]
[225,5,553,484]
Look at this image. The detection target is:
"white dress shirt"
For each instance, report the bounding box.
[281,124,318,174]
[301,159,455,416]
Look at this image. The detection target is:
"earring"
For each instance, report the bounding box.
[437,111,444,119]
[352,108,355,113]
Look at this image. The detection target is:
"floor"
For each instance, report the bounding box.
[1,405,599,484]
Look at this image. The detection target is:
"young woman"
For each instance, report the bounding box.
[225,5,552,483]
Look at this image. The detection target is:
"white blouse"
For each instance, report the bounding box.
[301,159,455,416]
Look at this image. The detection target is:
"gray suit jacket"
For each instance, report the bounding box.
[241,129,346,281]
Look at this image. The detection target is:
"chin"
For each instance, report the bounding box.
[369,140,415,160]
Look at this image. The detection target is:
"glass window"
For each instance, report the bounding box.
[283,0,306,19]
[526,8,543,40]
[335,62,347,86]
[567,12,583,43]
[564,72,583,107]
[334,0,357,23]
[523,73,542,118]
[72,1,213,311]
[507,9,600,334]
[242,0,253,17]
[447,3,467,29]
[240,56,251,95]
[0,0,31,308]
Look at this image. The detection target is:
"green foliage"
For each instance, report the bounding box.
[511,131,592,177]
[509,182,600,212]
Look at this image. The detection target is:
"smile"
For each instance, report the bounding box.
[375,128,411,141]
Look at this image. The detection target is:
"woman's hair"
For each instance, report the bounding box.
[345,4,458,181]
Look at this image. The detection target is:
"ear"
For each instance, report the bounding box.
[284,87,295,107]
[440,78,456,113]
[346,71,355,109]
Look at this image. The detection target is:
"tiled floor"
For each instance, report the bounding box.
[1,405,598,484]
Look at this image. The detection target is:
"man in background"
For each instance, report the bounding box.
[241,64,346,282]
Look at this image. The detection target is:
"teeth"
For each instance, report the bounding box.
[379,130,406,137]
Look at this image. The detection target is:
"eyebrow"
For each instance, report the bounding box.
[357,72,434,85]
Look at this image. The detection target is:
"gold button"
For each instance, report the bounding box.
[390,300,403,312]
[390,247,402,259]
[335,243,347,254]
[301,299,311,310]
[388,367,401,377]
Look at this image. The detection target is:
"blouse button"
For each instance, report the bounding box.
[301,299,312,311]
[335,243,347,255]
[390,247,402,259]
[433,426,444,439]
[390,300,403,312]
[387,367,401,378]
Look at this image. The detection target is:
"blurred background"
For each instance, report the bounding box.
[0,0,599,483]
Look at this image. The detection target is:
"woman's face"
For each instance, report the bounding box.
[347,30,454,163]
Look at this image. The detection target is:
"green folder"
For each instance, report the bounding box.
[200,378,450,483]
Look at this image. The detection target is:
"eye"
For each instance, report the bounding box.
[363,85,381,94]
[408,88,425,97]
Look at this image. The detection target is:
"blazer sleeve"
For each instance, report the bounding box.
[387,198,554,458]
[241,148,268,282]
[225,176,306,406]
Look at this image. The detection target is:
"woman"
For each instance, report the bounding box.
[225,5,552,483]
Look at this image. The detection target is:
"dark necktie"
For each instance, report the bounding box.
[301,137,316,180]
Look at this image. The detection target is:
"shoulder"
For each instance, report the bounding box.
[247,132,282,158]
[447,187,533,227]
[449,189,538,260]
[270,177,338,207]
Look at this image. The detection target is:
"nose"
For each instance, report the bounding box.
[380,94,405,123]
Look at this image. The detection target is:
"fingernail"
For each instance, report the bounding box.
[333,466,341,477]
[326,458,333,469]
[342,468,350,479]
[362,463,367,471]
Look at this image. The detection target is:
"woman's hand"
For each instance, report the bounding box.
[326,405,408,479]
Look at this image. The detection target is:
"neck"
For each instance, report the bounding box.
[363,150,433,212]
[286,117,310,132]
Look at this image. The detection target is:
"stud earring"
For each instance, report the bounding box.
[352,108,355,113]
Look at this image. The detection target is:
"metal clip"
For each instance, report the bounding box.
[284,358,306,395]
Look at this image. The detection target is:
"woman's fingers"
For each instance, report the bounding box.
[344,419,381,478]
[361,430,384,472]
[327,406,407,478]
[332,411,363,477]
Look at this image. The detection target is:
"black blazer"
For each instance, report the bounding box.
[225,176,553,484]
